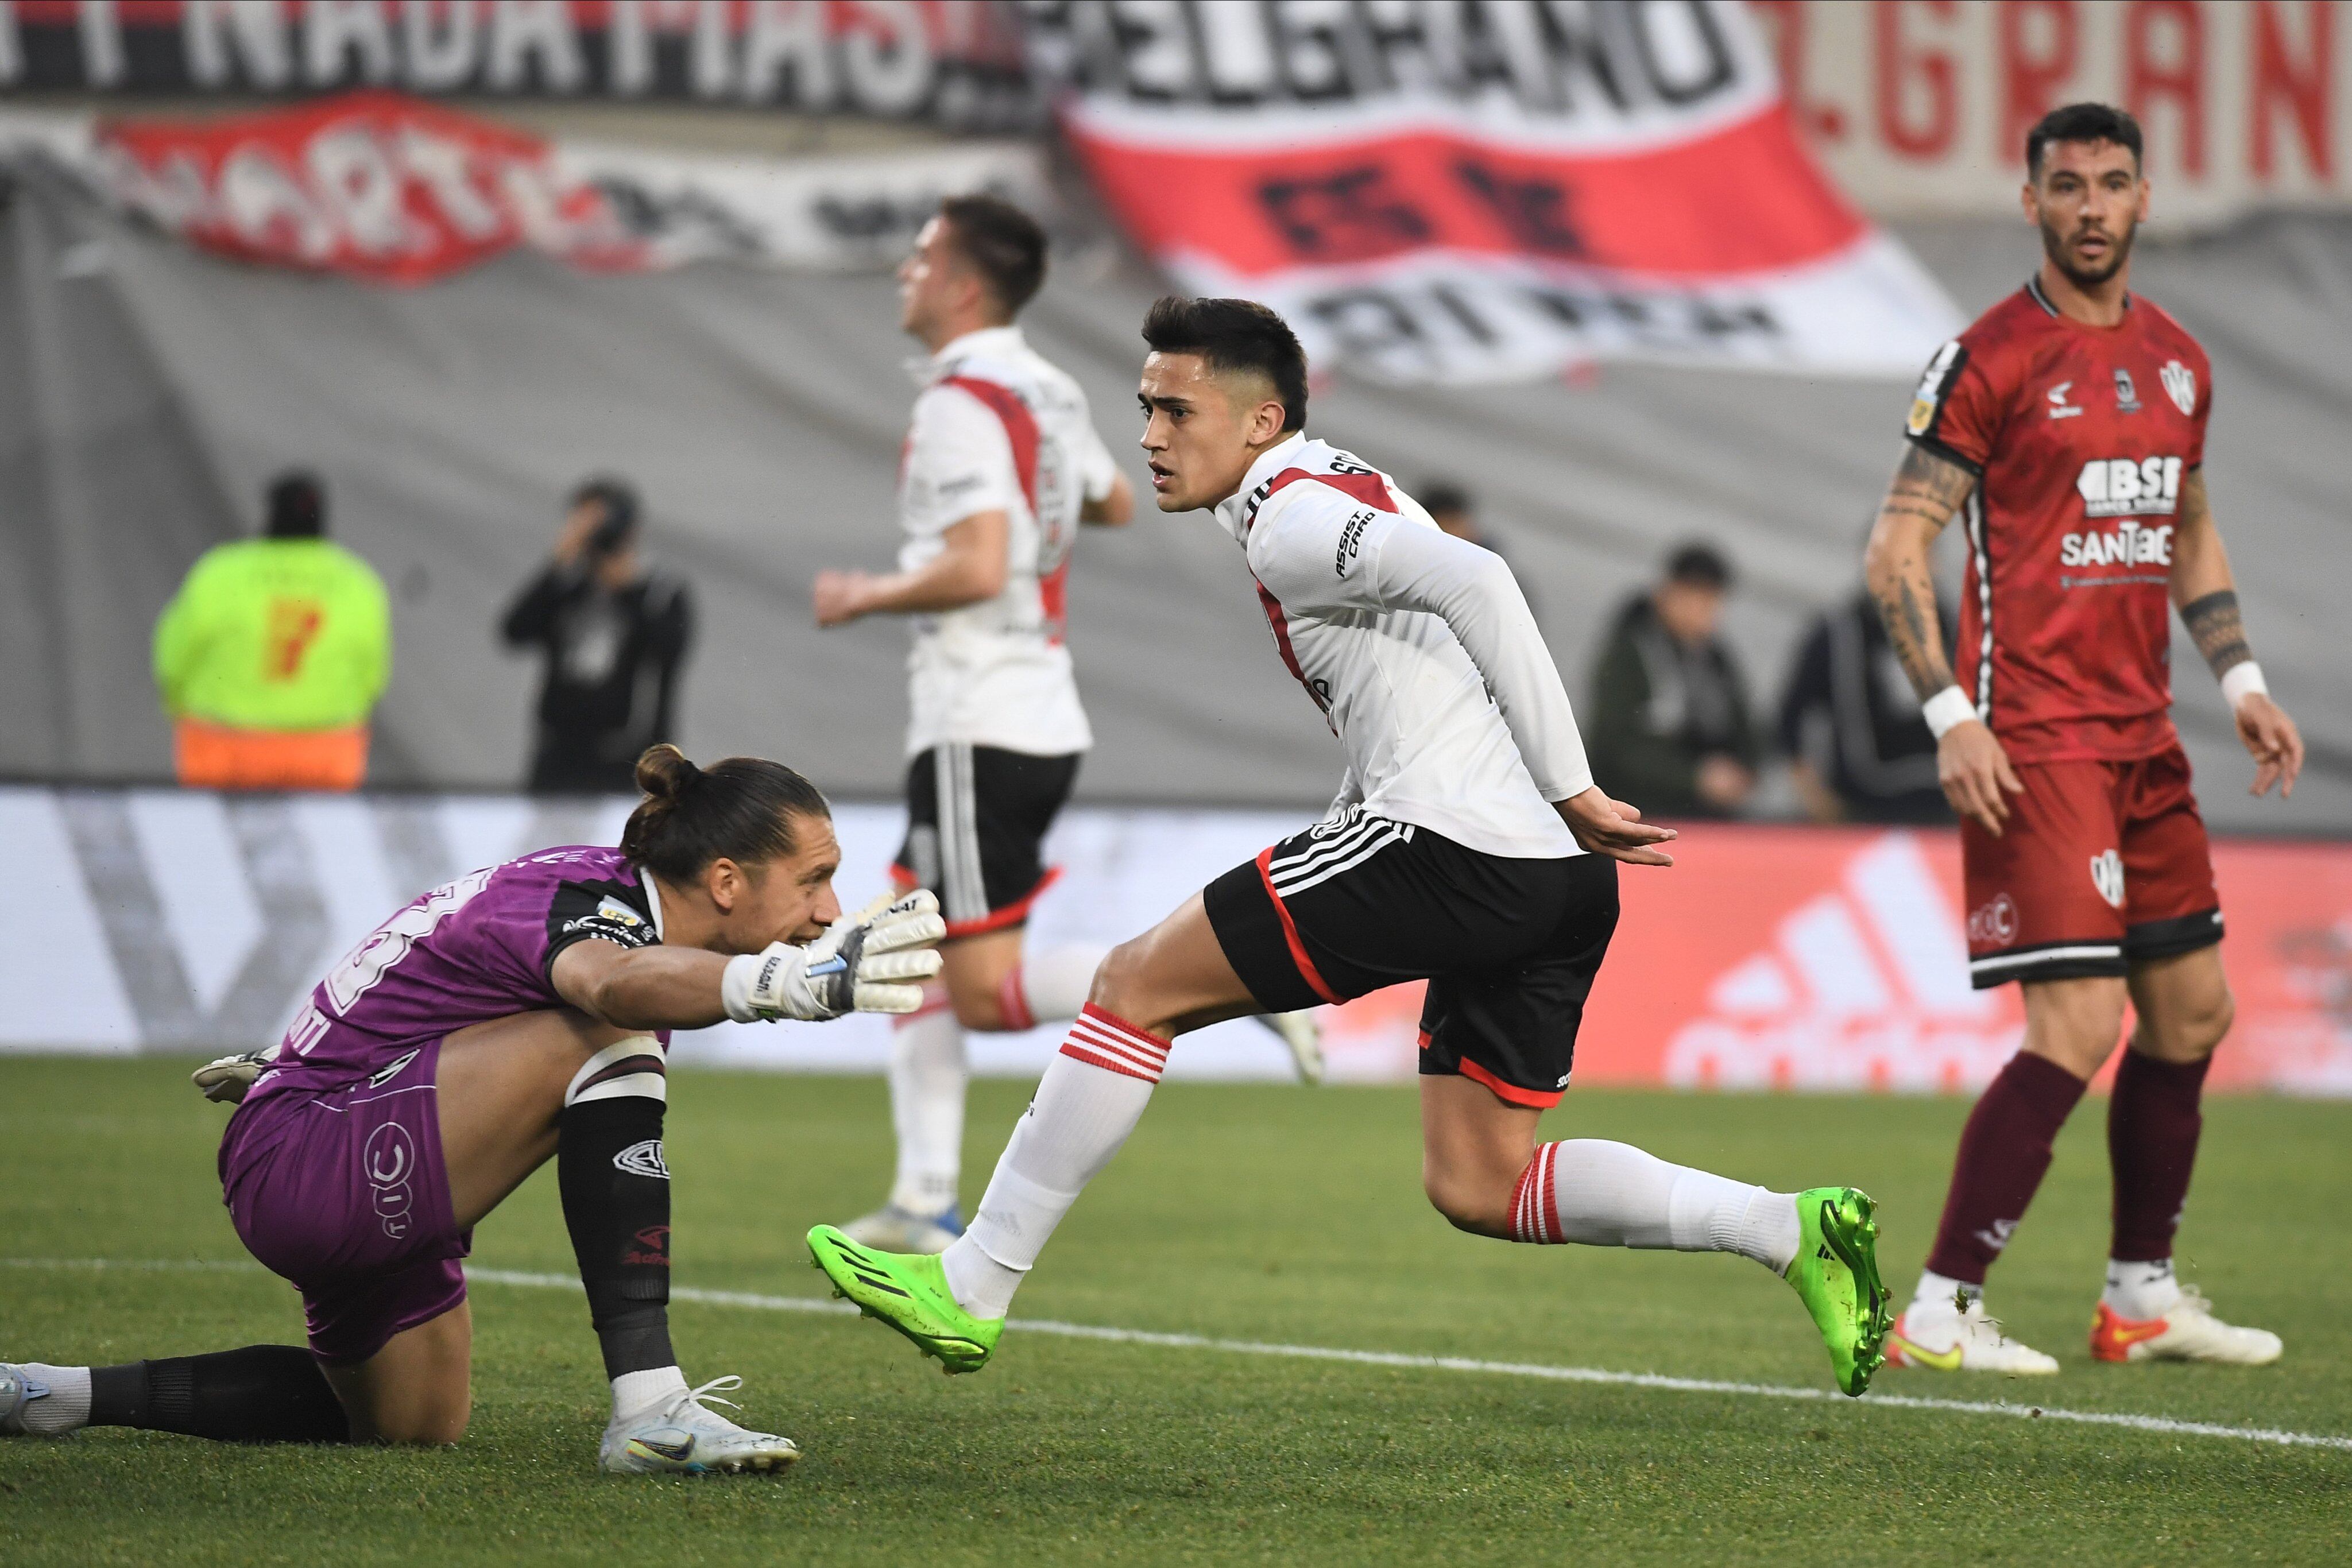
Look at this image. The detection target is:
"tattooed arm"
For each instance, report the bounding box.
[1863,443,2023,834]
[2170,471,2303,797]
[1863,446,1974,699]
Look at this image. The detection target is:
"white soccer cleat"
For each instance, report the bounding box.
[838,1203,963,1255]
[1255,1009,1325,1084]
[597,1376,799,1476]
[1884,1300,2061,1376]
[2090,1288,2283,1366]
[1,1364,52,1436]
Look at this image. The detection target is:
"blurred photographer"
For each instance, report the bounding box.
[499,478,693,793]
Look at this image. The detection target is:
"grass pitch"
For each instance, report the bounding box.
[4,1058,2349,1565]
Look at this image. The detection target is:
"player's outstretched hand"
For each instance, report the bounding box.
[722,891,946,1023]
[1556,787,1677,867]
[2235,691,2304,799]
[812,569,875,628]
[1939,720,2023,836]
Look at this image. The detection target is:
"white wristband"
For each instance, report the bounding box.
[2220,662,2268,710]
[1920,686,1978,740]
[720,951,766,1024]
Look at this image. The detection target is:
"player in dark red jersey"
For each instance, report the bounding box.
[1865,104,2304,1374]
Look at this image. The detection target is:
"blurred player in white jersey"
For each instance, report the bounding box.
[810,297,1894,1400]
[813,198,1135,1253]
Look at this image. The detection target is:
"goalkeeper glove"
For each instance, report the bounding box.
[191,1047,279,1104]
[721,889,946,1024]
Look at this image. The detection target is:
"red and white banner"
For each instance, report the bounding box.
[1755,1,2352,232]
[4,90,1047,282]
[94,90,646,281]
[1023,0,1962,383]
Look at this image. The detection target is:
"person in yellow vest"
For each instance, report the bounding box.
[153,473,392,791]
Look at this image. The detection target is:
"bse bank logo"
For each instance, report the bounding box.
[2076,456,2184,517]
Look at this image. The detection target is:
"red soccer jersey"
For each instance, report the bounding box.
[1904,277,2212,762]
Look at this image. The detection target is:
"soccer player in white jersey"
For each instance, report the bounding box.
[810,298,1895,1397]
[812,198,1139,1253]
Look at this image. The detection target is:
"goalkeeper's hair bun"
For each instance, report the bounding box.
[621,745,830,885]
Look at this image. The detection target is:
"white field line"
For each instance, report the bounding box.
[12,1257,2351,1454]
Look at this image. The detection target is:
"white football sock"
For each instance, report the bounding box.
[2103,1257,2183,1320]
[1911,1269,1982,1319]
[10,1364,91,1434]
[1512,1140,1800,1274]
[885,985,966,1217]
[942,1005,1168,1318]
[1004,943,1109,1030]
[610,1365,688,1421]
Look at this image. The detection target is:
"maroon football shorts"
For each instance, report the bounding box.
[1960,744,2221,990]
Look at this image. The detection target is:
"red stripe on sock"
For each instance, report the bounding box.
[1058,1044,1162,1082]
[1540,1143,1562,1244]
[1058,1005,1171,1083]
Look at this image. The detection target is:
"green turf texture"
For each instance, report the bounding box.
[4,1058,2347,1565]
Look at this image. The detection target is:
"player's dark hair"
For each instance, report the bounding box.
[1665,541,1732,591]
[938,195,1047,319]
[621,745,830,884]
[2027,102,2142,179]
[264,471,326,539]
[1141,295,1309,432]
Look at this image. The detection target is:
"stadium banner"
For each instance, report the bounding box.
[2,92,1047,280]
[0,0,1034,129]
[8,784,2352,1097]
[1753,0,2352,231]
[1019,0,1963,382]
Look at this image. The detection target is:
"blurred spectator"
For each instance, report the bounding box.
[1778,584,1952,824]
[153,471,390,791]
[500,478,693,793]
[1420,479,1534,612]
[1587,542,1758,818]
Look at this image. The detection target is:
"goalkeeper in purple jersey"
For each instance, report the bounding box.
[1,745,943,1476]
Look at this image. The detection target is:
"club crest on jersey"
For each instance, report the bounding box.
[2090,850,2126,909]
[2112,367,2140,412]
[2045,381,2082,419]
[2075,456,2183,517]
[2161,359,2197,416]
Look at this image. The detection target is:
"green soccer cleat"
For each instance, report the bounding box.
[1784,1186,1893,1397]
[806,1225,1004,1375]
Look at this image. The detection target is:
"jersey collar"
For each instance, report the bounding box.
[1213,431,1310,540]
[638,872,666,941]
[910,324,1027,386]
[2024,273,2132,320]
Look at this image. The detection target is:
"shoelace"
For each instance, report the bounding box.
[653,1375,747,1424]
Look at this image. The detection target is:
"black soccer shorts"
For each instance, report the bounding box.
[892,743,1081,939]
[1203,808,1618,1108]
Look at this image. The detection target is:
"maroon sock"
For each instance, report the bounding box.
[1922,1052,2089,1285]
[2107,1050,2211,1263]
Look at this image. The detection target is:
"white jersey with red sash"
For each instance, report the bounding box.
[1212,433,1590,860]
[897,324,1119,758]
